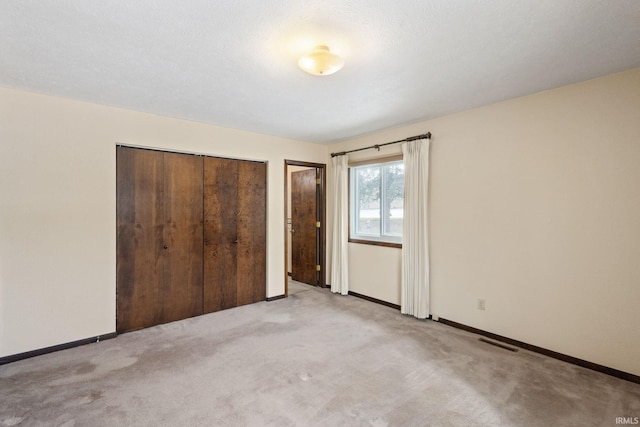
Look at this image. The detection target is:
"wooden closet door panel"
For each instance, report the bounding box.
[116,147,164,333]
[236,161,267,306]
[161,152,204,323]
[203,157,238,313]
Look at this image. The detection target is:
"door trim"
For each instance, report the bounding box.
[284,160,327,297]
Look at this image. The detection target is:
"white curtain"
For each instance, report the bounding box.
[401,138,430,318]
[331,154,349,295]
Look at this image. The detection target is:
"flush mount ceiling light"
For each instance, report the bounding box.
[298,45,344,76]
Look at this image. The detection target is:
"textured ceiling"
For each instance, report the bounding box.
[2,1,639,144]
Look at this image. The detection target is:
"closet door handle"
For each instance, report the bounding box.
[163,245,169,249]
[233,239,239,243]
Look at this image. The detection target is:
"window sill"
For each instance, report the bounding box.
[348,238,402,249]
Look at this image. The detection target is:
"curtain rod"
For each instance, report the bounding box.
[330,132,431,158]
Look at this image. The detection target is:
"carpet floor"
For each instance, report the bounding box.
[1,281,638,426]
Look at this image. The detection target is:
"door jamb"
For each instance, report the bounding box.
[284,160,327,297]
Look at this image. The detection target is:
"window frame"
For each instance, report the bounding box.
[348,155,404,249]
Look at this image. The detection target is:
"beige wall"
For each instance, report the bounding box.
[0,87,327,357]
[328,68,640,376]
[3,68,639,377]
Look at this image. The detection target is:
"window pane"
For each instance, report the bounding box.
[382,162,404,236]
[355,166,380,236]
[349,159,403,245]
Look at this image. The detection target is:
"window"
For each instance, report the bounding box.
[349,159,404,246]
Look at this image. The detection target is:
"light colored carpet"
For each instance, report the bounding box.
[1,281,638,426]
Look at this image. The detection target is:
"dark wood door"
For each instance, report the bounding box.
[161,152,204,323]
[117,147,164,332]
[203,157,239,312]
[291,168,318,285]
[236,160,267,306]
[117,147,203,333]
[203,158,266,312]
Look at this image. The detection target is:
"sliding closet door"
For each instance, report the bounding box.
[236,160,267,306]
[119,147,265,331]
[203,157,239,312]
[117,147,164,332]
[203,158,266,312]
[161,152,204,323]
[117,147,204,333]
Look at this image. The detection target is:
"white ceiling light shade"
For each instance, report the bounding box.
[298,45,344,76]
